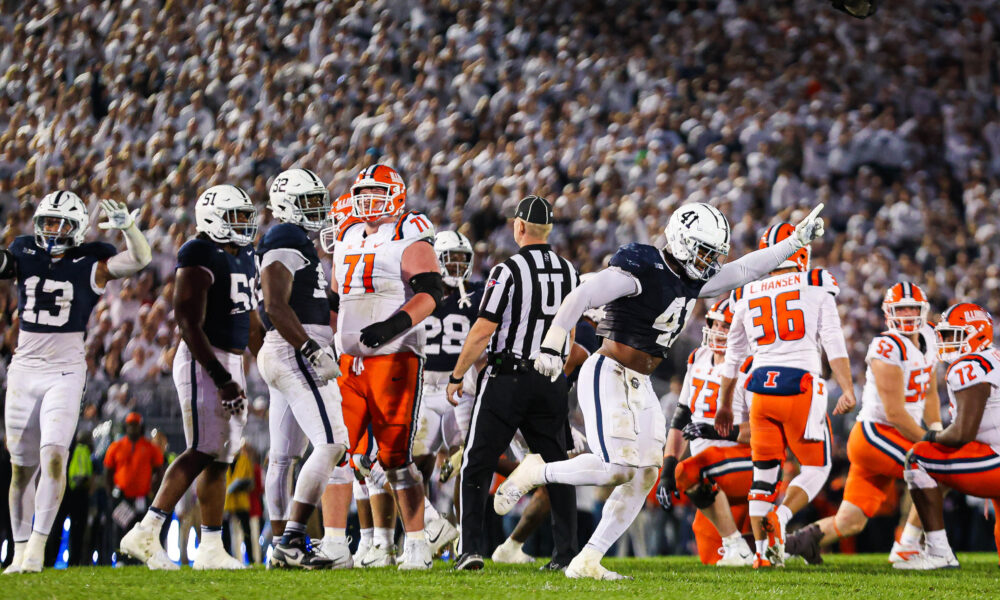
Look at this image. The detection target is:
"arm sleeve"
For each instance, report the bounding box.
[549,267,640,332]
[699,237,798,298]
[478,263,513,322]
[721,298,751,378]
[105,224,152,279]
[261,248,308,274]
[818,292,849,360]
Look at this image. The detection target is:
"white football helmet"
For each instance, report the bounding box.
[267,168,330,232]
[434,230,473,287]
[664,202,731,280]
[195,185,258,246]
[34,190,89,254]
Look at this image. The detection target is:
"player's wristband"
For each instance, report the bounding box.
[449,373,463,385]
[205,359,233,389]
[928,422,943,432]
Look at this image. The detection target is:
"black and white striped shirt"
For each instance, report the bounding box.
[478,244,579,359]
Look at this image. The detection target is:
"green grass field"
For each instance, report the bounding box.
[5,554,997,600]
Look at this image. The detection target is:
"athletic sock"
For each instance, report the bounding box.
[925,529,951,555]
[755,539,766,556]
[776,505,793,529]
[900,523,923,547]
[281,521,307,544]
[358,528,373,547]
[722,532,743,546]
[324,527,346,539]
[407,530,425,542]
[374,527,393,548]
[200,525,223,546]
[423,498,441,522]
[141,507,169,530]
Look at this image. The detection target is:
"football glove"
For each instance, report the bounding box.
[98,199,138,231]
[219,381,246,416]
[359,312,412,348]
[792,203,825,248]
[534,325,569,381]
[682,421,740,442]
[301,338,341,381]
[656,456,680,510]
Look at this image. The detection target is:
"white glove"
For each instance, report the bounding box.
[534,325,569,382]
[301,339,342,381]
[98,199,138,231]
[570,427,588,455]
[792,202,825,248]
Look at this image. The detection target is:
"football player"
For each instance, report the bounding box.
[899,303,1000,570]
[122,185,261,570]
[2,192,151,574]
[411,230,483,554]
[326,164,444,570]
[716,222,855,568]
[494,202,826,580]
[658,298,755,567]
[785,283,939,565]
[256,168,349,569]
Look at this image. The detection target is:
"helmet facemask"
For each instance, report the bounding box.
[701,318,730,352]
[935,324,968,361]
[34,214,83,254]
[351,183,402,221]
[884,302,928,334]
[682,236,729,280]
[220,205,258,246]
[293,190,331,232]
[439,249,472,288]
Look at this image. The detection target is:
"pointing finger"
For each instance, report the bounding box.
[806,202,824,221]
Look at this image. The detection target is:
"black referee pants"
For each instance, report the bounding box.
[459,367,577,563]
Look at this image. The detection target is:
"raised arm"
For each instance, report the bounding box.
[94,200,152,287]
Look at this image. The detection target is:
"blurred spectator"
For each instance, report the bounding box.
[65,430,95,566]
[103,412,164,555]
[223,440,257,564]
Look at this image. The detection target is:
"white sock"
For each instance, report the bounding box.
[324,527,346,540]
[200,526,224,546]
[542,453,634,487]
[141,508,168,530]
[776,505,793,528]
[11,541,26,563]
[374,527,393,547]
[581,466,657,554]
[504,537,524,550]
[900,523,923,546]
[423,498,441,522]
[358,528,373,546]
[722,532,742,546]
[925,529,951,555]
[407,530,425,542]
[756,539,767,556]
[25,531,47,557]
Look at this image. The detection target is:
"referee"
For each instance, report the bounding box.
[446,195,579,571]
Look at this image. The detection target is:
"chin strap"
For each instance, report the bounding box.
[457,279,472,309]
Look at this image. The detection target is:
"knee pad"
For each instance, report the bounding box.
[385,463,423,491]
[39,445,68,479]
[353,479,370,500]
[327,464,355,486]
[687,483,719,509]
[368,461,388,490]
[904,465,938,490]
[790,464,831,501]
[312,443,348,470]
[749,459,781,504]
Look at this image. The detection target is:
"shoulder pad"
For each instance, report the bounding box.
[687,349,698,366]
[392,211,435,241]
[806,268,840,297]
[870,333,907,364]
[336,219,363,242]
[731,285,746,303]
[77,241,118,261]
[946,353,995,391]
[259,223,308,253]
[739,355,754,374]
[176,238,217,269]
[609,243,661,276]
[8,236,32,255]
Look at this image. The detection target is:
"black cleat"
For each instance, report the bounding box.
[539,559,568,571]
[454,553,485,570]
[271,535,335,570]
[785,524,824,565]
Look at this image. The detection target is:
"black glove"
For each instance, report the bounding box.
[831,0,877,18]
[682,421,740,442]
[656,456,679,510]
[359,312,413,348]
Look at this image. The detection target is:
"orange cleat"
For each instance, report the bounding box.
[762,509,786,567]
[753,553,773,569]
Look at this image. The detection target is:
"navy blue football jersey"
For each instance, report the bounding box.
[423,280,485,372]
[596,243,703,358]
[256,223,330,331]
[176,237,257,351]
[9,235,116,333]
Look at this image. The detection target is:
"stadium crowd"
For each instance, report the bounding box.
[1,0,1000,564]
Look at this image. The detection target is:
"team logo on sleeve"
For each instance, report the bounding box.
[486,278,498,288]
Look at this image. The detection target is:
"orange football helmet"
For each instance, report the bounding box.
[935,302,994,361]
[350,164,406,222]
[759,222,809,272]
[882,282,930,334]
[702,296,734,352]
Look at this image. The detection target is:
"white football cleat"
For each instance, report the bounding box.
[3,542,25,574]
[716,538,754,567]
[565,548,632,581]
[120,523,179,571]
[398,538,432,570]
[492,539,535,564]
[426,517,458,555]
[888,540,923,564]
[352,538,373,566]
[494,454,546,516]
[317,537,354,569]
[193,543,245,570]
[892,550,959,570]
[357,543,395,568]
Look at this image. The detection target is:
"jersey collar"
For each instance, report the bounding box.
[518,243,550,254]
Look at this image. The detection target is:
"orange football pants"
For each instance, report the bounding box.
[749,389,830,466]
[675,445,753,565]
[338,352,422,470]
[844,421,913,518]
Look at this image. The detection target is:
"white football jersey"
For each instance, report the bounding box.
[858,325,937,427]
[332,211,435,357]
[723,268,848,377]
[680,346,752,456]
[945,347,1000,453]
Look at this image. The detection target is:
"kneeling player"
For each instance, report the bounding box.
[900,303,1000,570]
[785,283,940,565]
[658,298,754,566]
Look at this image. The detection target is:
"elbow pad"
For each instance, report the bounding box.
[409,272,445,309]
[0,250,15,279]
[328,291,340,313]
[670,404,692,431]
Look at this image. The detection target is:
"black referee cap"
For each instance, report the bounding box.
[514,195,553,225]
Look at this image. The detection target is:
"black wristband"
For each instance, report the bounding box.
[300,338,321,356]
[449,373,463,385]
[662,455,678,473]
[204,359,232,389]
[922,430,938,443]
[726,424,741,442]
